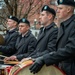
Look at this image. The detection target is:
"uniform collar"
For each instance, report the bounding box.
[21,30,31,38]
[40,22,56,30]
[22,31,28,37]
[45,22,55,29]
[7,28,17,33]
[61,14,75,28]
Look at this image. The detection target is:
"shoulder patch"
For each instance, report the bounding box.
[15,31,18,32]
[54,25,57,28]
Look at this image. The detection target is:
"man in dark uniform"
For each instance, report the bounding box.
[21,5,58,61]
[0,16,19,57]
[29,0,75,75]
[4,18,37,61]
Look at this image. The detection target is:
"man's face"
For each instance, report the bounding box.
[39,11,50,25]
[7,19,17,29]
[57,5,69,20]
[18,23,29,34]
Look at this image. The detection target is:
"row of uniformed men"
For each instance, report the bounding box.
[0,0,75,75]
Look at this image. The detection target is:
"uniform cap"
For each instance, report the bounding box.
[8,15,19,23]
[18,18,30,27]
[41,5,56,17]
[57,0,75,7]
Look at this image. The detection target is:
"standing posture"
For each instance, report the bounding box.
[4,18,37,61]
[0,16,19,56]
[29,0,75,75]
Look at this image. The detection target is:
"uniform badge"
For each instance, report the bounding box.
[54,25,57,28]
[22,18,25,22]
[9,16,12,18]
[59,0,63,3]
[44,6,47,10]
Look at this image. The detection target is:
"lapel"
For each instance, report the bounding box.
[16,30,31,49]
[15,35,21,48]
[57,14,75,42]
[37,28,45,42]
[57,23,64,42]
[17,37,25,49]
[37,22,55,43]
[5,32,9,42]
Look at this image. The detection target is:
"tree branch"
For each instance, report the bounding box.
[4,0,13,15]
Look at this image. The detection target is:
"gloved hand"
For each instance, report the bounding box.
[29,56,44,74]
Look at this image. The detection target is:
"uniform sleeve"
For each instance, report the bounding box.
[43,27,75,66]
[0,32,18,54]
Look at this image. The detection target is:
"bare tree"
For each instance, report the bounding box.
[0,0,53,30]
[0,0,43,23]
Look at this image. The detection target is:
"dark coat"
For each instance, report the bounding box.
[15,30,37,60]
[0,28,18,56]
[43,15,75,75]
[28,22,58,58]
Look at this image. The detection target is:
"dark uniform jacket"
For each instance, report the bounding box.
[14,30,37,60]
[43,15,75,75]
[28,22,58,58]
[0,28,18,56]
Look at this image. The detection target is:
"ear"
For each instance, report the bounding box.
[26,25,30,29]
[67,6,72,13]
[48,14,53,20]
[14,21,17,26]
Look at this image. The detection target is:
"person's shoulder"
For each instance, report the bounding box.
[73,18,75,22]
[51,22,58,29]
[51,24,58,34]
[27,30,36,38]
[71,15,75,22]
[72,19,75,28]
[14,30,19,35]
[53,24,58,29]
[12,30,19,37]
[30,32,36,38]
[11,28,19,34]
[52,24,58,31]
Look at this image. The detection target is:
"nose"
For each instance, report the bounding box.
[19,27,21,31]
[39,15,41,19]
[56,8,60,13]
